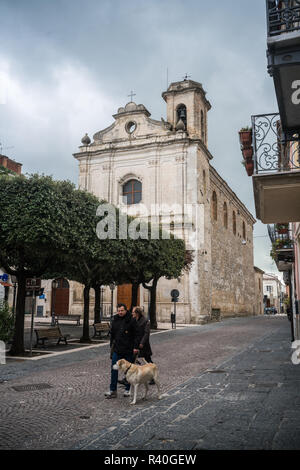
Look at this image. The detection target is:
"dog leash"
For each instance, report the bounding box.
[124,364,132,377]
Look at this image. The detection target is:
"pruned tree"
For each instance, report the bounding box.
[0,174,84,354]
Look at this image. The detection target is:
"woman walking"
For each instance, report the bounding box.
[132,306,155,384]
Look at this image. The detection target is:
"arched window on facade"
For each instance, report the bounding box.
[201,110,205,141]
[212,191,217,221]
[123,179,142,205]
[233,210,236,235]
[242,221,246,241]
[223,202,228,229]
[176,104,187,128]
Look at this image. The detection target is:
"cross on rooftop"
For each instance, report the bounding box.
[128,90,136,101]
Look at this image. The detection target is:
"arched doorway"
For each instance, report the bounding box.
[51,278,70,316]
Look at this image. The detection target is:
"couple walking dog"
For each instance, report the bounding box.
[105,303,161,405]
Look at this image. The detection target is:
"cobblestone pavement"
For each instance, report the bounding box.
[0,315,298,450]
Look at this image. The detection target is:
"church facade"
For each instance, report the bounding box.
[69,79,257,324]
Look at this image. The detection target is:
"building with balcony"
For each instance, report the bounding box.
[263,272,285,312]
[248,1,300,224]
[239,0,300,340]
[268,223,295,271]
[293,222,300,312]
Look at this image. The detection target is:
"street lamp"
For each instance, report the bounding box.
[109,283,116,319]
[51,280,59,326]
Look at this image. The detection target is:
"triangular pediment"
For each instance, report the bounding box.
[92,101,169,143]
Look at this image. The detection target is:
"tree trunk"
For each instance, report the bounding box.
[80,284,91,343]
[94,283,101,323]
[149,278,158,329]
[143,278,158,330]
[130,281,140,311]
[10,273,26,355]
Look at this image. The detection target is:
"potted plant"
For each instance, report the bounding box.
[241,159,254,176]
[276,223,288,234]
[274,238,293,250]
[239,127,252,147]
[242,146,253,159]
[270,246,277,261]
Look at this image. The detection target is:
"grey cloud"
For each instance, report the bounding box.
[0,0,279,274]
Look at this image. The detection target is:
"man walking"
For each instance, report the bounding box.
[105,303,138,399]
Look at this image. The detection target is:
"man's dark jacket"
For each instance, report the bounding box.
[110,311,138,356]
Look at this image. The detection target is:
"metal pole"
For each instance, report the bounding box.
[174,301,177,329]
[29,290,36,357]
[51,282,56,326]
[110,289,113,319]
[99,287,102,322]
[148,290,150,321]
[289,271,295,342]
[295,298,299,341]
[12,283,17,319]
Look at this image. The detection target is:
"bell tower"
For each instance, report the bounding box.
[162,79,211,145]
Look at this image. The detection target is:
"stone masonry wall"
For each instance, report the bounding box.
[210,169,256,317]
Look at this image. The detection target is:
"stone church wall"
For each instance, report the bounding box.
[210,170,255,318]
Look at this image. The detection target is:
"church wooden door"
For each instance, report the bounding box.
[117,284,140,311]
[51,278,70,316]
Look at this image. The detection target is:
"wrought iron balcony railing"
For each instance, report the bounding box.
[252,113,300,174]
[268,223,295,270]
[267,0,300,37]
[268,223,293,245]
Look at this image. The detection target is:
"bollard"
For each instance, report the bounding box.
[0,340,6,365]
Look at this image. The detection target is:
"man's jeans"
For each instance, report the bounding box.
[110,352,133,392]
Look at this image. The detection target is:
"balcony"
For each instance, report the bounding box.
[268,223,295,271]
[266,1,300,133]
[267,0,300,39]
[266,0,300,38]
[252,113,300,223]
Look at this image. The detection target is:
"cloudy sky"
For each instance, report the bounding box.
[0,0,281,277]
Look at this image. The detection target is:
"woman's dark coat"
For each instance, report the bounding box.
[135,315,152,358]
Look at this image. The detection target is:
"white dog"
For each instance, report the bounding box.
[113,358,162,405]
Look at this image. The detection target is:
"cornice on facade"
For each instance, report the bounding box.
[162,79,212,111]
[209,165,256,226]
[254,266,265,274]
[73,135,209,161]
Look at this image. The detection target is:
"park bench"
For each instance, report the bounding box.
[54,314,81,326]
[93,322,111,339]
[34,326,70,347]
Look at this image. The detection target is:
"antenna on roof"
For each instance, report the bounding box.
[0,141,14,155]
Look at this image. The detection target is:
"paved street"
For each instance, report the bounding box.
[1,315,300,450]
